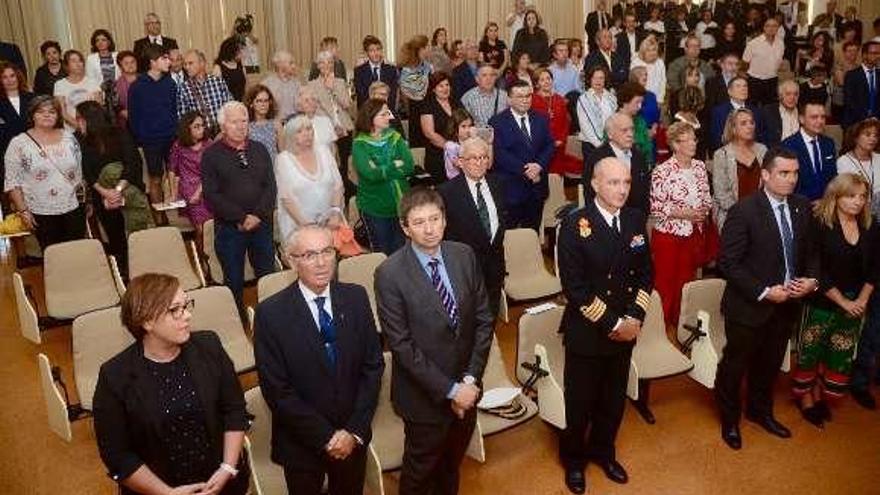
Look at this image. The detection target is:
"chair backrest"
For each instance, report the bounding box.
[504,228,548,282]
[410,147,425,168]
[577,184,585,208]
[128,226,202,291]
[338,252,387,330]
[370,352,405,470]
[347,195,360,225]
[38,353,73,442]
[256,269,298,303]
[566,135,583,159]
[13,272,40,344]
[826,124,843,151]
[72,307,134,410]
[639,291,667,347]
[44,239,120,319]
[244,387,287,495]
[542,173,567,228]
[482,334,514,390]
[203,219,256,284]
[187,286,255,373]
[677,278,726,352]
[516,305,565,383]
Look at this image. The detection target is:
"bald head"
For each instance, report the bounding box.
[606,112,634,150]
[592,157,631,213]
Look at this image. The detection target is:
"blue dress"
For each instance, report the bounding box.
[249,120,277,161]
[640,90,661,128]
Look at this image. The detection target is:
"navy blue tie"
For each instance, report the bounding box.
[314,296,338,366]
[810,138,821,175]
[429,259,459,328]
[869,70,877,115]
[778,203,795,282]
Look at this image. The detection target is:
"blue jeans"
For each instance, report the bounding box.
[851,291,880,391]
[362,213,404,256]
[214,220,276,309]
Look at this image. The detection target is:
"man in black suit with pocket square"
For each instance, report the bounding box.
[557,157,653,494]
[254,224,384,495]
[133,12,179,73]
[715,147,820,451]
[439,137,507,318]
[375,187,494,495]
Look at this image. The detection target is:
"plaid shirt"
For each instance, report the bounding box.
[177,75,232,133]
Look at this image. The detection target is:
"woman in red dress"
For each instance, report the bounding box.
[531,68,581,177]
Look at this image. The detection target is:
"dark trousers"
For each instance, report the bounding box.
[715,311,793,424]
[93,202,128,276]
[362,212,404,256]
[214,220,276,308]
[142,140,173,177]
[851,291,880,391]
[748,76,779,107]
[33,207,86,250]
[283,448,367,495]
[507,199,543,232]
[337,134,355,200]
[560,348,631,469]
[399,412,476,495]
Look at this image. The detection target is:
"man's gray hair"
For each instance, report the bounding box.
[217,101,248,126]
[272,50,293,66]
[315,50,334,64]
[284,223,333,254]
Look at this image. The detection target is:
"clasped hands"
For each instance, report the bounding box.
[450,382,481,419]
[764,278,818,303]
[237,214,262,232]
[325,429,358,460]
[609,316,641,342]
[165,466,234,495]
[522,163,542,184]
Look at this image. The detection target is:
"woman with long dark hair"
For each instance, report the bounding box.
[479,22,508,69]
[213,37,246,101]
[511,9,550,65]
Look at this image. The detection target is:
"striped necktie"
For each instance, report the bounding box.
[428,258,459,328]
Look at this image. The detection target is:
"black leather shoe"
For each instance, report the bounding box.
[596,459,629,484]
[721,422,742,450]
[815,400,831,421]
[746,414,792,438]
[565,468,586,494]
[851,389,877,410]
[796,402,824,429]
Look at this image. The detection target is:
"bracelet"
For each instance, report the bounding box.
[219,462,239,477]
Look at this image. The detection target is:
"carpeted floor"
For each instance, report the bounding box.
[1,239,878,495]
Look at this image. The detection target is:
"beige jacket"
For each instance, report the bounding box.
[712,142,767,229]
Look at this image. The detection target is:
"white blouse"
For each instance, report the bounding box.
[576,89,618,147]
[3,130,82,215]
[837,152,880,217]
[274,145,343,242]
[630,56,667,104]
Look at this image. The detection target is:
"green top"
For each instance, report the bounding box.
[633,115,655,169]
[352,129,415,218]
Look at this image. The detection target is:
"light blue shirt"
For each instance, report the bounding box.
[549,60,582,96]
[757,190,794,301]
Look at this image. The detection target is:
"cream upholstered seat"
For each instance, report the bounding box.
[410,147,425,168]
[256,269,298,303]
[203,219,256,285]
[678,278,727,388]
[43,239,121,319]
[566,135,583,160]
[347,195,360,225]
[478,335,538,435]
[516,304,565,384]
[128,226,205,291]
[628,291,694,423]
[522,304,567,429]
[243,387,287,495]
[187,286,255,373]
[37,353,72,442]
[12,272,40,344]
[371,352,406,470]
[72,306,134,411]
[540,173,567,243]
[826,124,843,151]
[503,228,561,301]
[337,252,386,331]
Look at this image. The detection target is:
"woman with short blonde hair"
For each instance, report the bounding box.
[630,35,667,103]
[712,108,767,228]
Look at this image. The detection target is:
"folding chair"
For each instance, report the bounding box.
[516,304,565,384]
[502,228,561,303]
[540,173,567,243]
[12,272,40,344]
[337,253,387,331]
[128,226,205,291]
[203,219,256,285]
[243,387,288,495]
[246,269,298,332]
[478,334,538,436]
[187,286,255,373]
[43,239,122,321]
[678,278,727,388]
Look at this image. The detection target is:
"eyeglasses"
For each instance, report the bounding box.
[236,148,249,169]
[291,246,337,264]
[462,155,490,162]
[167,299,195,320]
[254,98,271,104]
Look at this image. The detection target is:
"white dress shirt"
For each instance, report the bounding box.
[759,190,794,300]
[800,128,821,172]
[609,142,632,167]
[465,175,500,239]
[299,281,332,331]
[149,35,164,45]
[594,199,624,331]
[511,109,531,137]
[780,106,799,141]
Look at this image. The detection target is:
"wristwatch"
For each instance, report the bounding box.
[219,462,239,477]
[114,184,124,193]
[462,375,476,386]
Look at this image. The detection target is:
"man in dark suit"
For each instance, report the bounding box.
[715,146,820,451]
[582,112,650,216]
[762,79,800,146]
[841,41,880,128]
[709,76,767,152]
[584,29,629,88]
[451,40,480,104]
[585,0,613,52]
[375,187,494,495]
[489,80,555,231]
[133,12,179,73]
[353,35,399,111]
[614,12,646,71]
[439,137,506,318]
[0,67,33,189]
[781,102,838,202]
[558,157,653,494]
[0,41,25,73]
[703,52,739,115]
[254,224,384,494]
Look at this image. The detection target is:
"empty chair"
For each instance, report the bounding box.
[203,219,256,285]
[128,226,205,290]
[503,228,561,302]
[337,252,386,330]
[678,278,727,388]
[478,335,538,435]
[629,290,694,423]
[187,286,255,373]
[516,304,565,384]
[37,353,72,442]
[533,323,567,429]
[540,173,567,241]
[43,239,121,320]
[12,272,40,344]
[243,387,287,495]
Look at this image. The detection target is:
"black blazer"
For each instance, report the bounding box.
[842,66,880,128]
[451,62,478,104]
[0,91,33,162]
[614,30,646,70]
[582,142,651,216]
[718,191,820,328]
[0,41,26,73]
[253,282,383,470]
[585,12,613,49]
[557,202,654,356]
[703,73,729,116]
[438,173,507,301]
[92,331,249,494]
[353,61,399,110]
[761,103,787,146]
[133,36,179,72]
[583,49,628,88]
[375,241,494,423]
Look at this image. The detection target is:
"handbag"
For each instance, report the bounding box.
[24,131,87,205]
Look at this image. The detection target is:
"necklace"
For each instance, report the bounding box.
[847,151,876,188]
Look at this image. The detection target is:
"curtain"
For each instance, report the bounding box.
[0,0,56,75]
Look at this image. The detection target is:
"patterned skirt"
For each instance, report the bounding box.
[793,300,863,399]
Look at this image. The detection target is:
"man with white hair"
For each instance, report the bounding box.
[177,49,233,137]
[763,79,800,146]
[262,50,302,121]
[582,112,651,215]
[202,101,277,310]
[451,39,480,102]
[132,12,178,72]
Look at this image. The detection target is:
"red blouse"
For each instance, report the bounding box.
[531,92,581,176]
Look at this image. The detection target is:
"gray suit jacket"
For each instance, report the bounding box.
[711,142,767,229]
[374,241,494,423]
